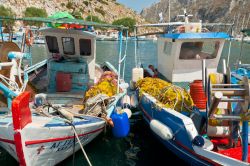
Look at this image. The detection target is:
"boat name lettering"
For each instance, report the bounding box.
[49,135,88,152]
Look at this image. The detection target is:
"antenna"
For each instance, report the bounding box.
[177,9,193,23]
[159,12,163,23]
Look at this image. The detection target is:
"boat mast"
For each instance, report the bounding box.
[169,0,171,22]
[241,15,246,32]
[0,20,3,41]
[88,0,93,22]
[245,13,250,29]
[235,13,241,37]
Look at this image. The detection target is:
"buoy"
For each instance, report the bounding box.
[111,111,130,138]
[132,67,144,82]
[129,80,136,90]
[190,80,207,109]
[34,93,47,106]
[150,120,173,140]
[122,108,132,119]
[130,93,138,108]
[193,136,214,150]
[103,117,114,127]
[121,94,131,108]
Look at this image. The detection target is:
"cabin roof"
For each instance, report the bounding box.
[161,32,230,40]
[39,27,96,38]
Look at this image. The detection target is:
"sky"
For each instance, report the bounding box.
[117,0,160,13]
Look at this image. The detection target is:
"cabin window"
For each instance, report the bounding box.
[79,39,91,56]
[163,42,172,55]
[62,37,75,55]
[45,36,59,53]
[179,41,220,60]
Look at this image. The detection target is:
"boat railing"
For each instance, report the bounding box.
[117,30,129,93]
[24,59,47,74]
[0,52,31,108]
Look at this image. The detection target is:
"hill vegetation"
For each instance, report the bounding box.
[0,0,146,25]
[24,7,47,27]
[0,5,15,27]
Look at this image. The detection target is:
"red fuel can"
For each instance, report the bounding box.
[56,72,72,92]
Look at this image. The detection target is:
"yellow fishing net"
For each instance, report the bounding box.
[136,77,194,112]
[85,78,118,100]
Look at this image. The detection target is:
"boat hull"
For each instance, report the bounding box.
[0,115,105,166]
[139,93,249,166]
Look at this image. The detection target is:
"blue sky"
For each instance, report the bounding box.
[117,0,160,13]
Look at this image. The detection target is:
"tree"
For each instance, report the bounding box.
[0,5,15,28]
[85,15,106,30]
[24,7,47,27]
[85,15,103,23]
[112,17,136,33]
[71,11,82,19]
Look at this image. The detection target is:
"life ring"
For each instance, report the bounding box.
[25,29,34,46]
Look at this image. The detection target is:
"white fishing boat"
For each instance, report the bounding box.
[0,16,129,166]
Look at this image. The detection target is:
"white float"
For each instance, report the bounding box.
[150,119,173,140]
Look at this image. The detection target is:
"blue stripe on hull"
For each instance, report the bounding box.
[44,116,104,127]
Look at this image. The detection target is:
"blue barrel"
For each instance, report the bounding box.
[111,112,130,138]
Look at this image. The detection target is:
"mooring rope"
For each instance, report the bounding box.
[71,124,92,166]
[39,103,93,166]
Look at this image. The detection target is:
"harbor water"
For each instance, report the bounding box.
[0,40,249,166]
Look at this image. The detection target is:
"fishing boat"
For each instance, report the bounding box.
[0,16,129,166]
[132,11,250,165]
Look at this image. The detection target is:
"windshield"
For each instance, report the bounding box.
[179,41,220,60]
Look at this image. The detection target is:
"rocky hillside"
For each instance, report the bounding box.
[0,0,146,24]
[141,0,250,34]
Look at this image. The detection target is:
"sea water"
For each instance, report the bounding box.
[0,40,249,166]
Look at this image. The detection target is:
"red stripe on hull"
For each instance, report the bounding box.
[25,127,104,146]
[0,137,15,144]
[175,141,222,166]
[14,132,26,166]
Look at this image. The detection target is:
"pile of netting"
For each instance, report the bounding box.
[136,77,194,112]
[85,71,119,100]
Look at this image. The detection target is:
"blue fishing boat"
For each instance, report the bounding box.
[0,16,129,166]
[132,11,250,165]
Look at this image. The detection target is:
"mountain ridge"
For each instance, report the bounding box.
[141,0,250,34]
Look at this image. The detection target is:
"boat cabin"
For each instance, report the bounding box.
[40,28,96,93]
[158,30,229,82]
